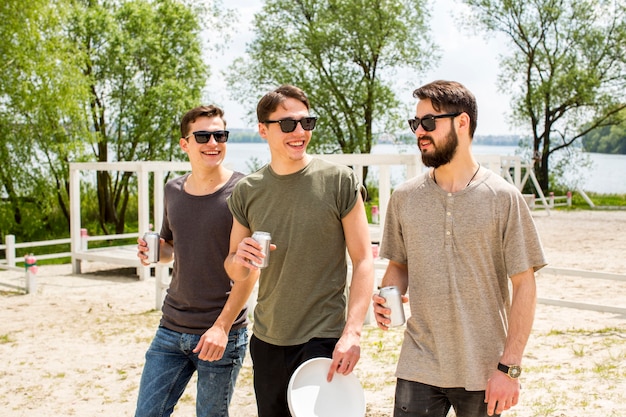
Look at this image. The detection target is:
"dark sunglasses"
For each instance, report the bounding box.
[263,117,317,133]
[408,112,460,133]
[185,130,229,143]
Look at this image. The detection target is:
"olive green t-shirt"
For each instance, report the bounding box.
[228,158,361,346]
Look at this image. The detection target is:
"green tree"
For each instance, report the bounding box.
[0,0,89,240]
[68,0,210,234]
[226,0,435,157]
[463,0,626,191]
[582,110,626,154]
[1,0,235,241]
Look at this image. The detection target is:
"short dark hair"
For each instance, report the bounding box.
[257,84,310,123]
[413,80,478,138]
[180,105,226,138]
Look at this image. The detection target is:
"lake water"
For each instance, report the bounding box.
[224,143,626,194]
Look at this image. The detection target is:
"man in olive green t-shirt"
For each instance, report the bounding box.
[224,84,374,417]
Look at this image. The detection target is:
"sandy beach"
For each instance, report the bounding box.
[1,209,625,416]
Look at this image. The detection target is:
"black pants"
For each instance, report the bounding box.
[394,378,499,417]
[249,334,338,417]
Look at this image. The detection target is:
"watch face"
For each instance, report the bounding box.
[509,366,522,378]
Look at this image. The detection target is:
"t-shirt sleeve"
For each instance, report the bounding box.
[338,167,362,219]
[226,184,250,229]
[160,179,176,241]
[379,190,408,264]
[503,189,547,276]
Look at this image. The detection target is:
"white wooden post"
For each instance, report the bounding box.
[70,166,83,273]
[24,254,37,294]
[378,165,391,239]
[155,265,171,310]
[137,166,151,280]
[80,228,88,251]
[153,168,169,309]
[6,234,15,267]
[153,169,165,235]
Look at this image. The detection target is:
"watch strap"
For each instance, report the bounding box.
[497,362,522,378]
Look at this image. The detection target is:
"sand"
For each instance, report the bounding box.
[1,209,625,416]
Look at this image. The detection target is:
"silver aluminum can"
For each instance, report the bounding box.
[379,286,406,326]
[251,231,271,268]
[143,232,160,264]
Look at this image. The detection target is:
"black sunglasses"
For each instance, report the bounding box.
[185,130,229,143]
[263,117,317,133]
[408,112,460,133]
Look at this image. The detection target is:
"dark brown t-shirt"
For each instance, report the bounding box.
[159,171,247,334]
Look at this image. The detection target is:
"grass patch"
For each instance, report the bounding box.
[562,192,626,209]
[521,325,626,415]
[0,289,25,297]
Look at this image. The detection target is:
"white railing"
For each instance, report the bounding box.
[3,154,532,306]
[69,161,190,280]
[548,191,572,208]
[314,153,421,238]
[0,234,71,271]
[0,234,66,293]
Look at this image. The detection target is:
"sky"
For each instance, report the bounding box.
[206,0,518,136]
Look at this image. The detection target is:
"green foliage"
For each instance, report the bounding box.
[582,111,626,154]
[68,0,211,234]
[462,0,626,192]
[0,0,89,239]
[226,0,436,156]
[0,0,234,241]
[74,0,209,163]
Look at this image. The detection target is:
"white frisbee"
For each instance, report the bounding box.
[287,357,366,417]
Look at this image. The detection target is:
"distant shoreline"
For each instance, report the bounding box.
[225,131,624,155]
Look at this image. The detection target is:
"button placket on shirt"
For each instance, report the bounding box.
[444,192,454,244]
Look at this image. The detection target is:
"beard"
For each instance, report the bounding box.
[420,126,459,168]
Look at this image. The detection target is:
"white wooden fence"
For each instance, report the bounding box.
[3,153,540,307]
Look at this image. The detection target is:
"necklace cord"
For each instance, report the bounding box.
[433,163,481,188]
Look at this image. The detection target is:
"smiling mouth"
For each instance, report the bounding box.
[202,150,220,156]
[288,141,305,147]
[419,139,433,150]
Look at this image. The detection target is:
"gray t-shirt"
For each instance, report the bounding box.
[160,171,247,334]
[228,158,361,346]
[381,169,546,390]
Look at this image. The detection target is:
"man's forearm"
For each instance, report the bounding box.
[344,258,374,333]
[501,268,537,364]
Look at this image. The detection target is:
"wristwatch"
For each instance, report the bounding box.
[497,362,522,379]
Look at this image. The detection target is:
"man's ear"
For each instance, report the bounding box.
[179,137,189,152]
[258,122,268,140]
[457,112,471,133]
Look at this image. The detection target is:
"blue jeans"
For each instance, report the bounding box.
[134,326,248,417]
[394,378,499,417]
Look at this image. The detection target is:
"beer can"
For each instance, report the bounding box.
[251,231,271,268]
[143,232,160,264]
[379,286,406,327]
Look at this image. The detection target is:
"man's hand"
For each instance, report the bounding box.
[193,326,228,362]
[326,332,361,382]
[232,237,276,270]
[485,370,520,415]
[372,292,408,330]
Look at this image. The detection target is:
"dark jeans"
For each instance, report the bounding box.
[394,378,499,417]
[249,334,338,417]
